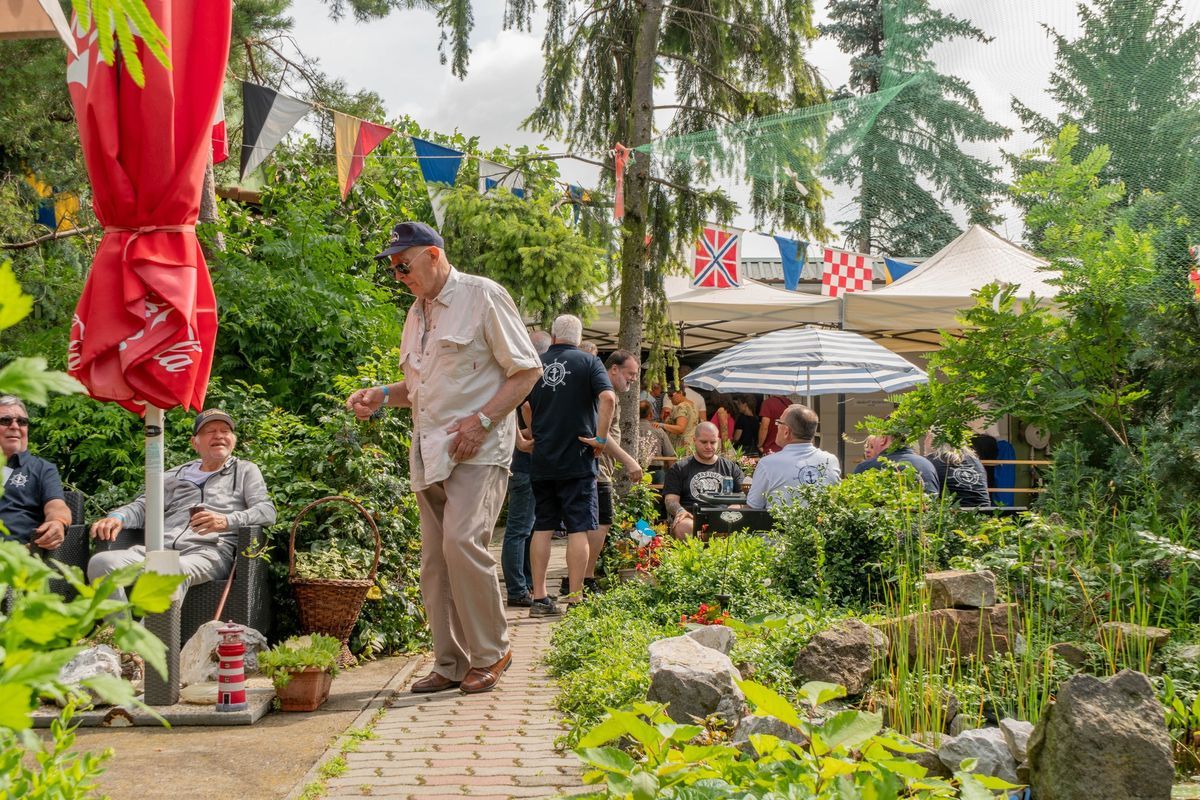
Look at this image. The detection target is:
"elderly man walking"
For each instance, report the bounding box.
[347,221,542,695]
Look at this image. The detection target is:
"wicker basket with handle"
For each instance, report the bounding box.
[288,495,382,667]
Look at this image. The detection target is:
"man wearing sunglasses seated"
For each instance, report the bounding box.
[0,395,72,550]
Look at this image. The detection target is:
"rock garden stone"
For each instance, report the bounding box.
[999,718,1033,763]
[926,569,997,609]
[900,734,952,779]
[180,681,218,705]
[180,620,269,687]
[1049,642,1090,668]
[648,634,745,724]
[937,727,1019,783]
[57,645,122,706]
[731,714,807,755]
[686,624,736,655]
[793,619,888,696]
[1027,669,1173,800]
[1097,621,1171,652]
[877,603,1017,664]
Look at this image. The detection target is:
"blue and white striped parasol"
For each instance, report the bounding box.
[683,327,927,396]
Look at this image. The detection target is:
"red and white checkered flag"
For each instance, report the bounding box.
[821,247,873,297]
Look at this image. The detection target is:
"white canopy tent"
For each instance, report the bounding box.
[842,225,1056,352]
[581,275,840,352]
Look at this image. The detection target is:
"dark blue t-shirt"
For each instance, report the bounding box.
[853,447,941,494]
[527,344,613,480]
[0,451,66,543]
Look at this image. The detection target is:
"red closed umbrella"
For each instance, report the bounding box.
[66,2,231,557]
[66,1,229,413]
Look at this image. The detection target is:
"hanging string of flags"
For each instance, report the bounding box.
[214,80,940,294]
[219,80,575,209]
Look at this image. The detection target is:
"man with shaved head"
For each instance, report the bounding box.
[662,420,744,540]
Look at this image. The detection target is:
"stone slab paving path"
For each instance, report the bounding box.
[321,538,585,800]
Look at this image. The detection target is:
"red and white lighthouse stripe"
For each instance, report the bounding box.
[215,622,248,712]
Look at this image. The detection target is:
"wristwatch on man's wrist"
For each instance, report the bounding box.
[477,411,493,432]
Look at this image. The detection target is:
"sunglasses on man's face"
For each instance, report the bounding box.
[0,416,30,428]
[391,247,430,276]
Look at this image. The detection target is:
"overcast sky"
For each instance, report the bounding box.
[288,0,1197,256]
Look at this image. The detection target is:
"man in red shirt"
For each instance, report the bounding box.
[757,395,791,455]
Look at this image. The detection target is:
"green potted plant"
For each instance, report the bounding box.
[258,634,341,711]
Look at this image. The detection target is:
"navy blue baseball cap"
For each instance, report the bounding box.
[376,221,445,260]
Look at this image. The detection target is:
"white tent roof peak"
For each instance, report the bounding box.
[881,225,1054,296]
[843,225,1059,350]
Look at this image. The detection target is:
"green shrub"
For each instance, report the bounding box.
[649,534,783,618]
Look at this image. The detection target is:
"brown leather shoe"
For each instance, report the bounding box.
[410,671,460,693]
[459,651,512,694]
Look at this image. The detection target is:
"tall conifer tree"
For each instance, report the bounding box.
[824,0,1010,256]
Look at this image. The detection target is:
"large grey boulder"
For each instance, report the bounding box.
[731,714,807,755]
[938,727,1019,783]
[180,621,269,687]
[926,570,997,610]
[57,645,123,707]
[648,634,745,724]
[686,624,736,656]
[1028,670,1173,800]
[793,619,887,696]
[999,718,1034,764]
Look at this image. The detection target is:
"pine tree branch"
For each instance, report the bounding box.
[2,226,99,251]
[654,104,735,124]
[662,3,758,34]
[657,51,747,100]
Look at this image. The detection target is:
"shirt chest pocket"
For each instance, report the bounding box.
[434,332,482,378]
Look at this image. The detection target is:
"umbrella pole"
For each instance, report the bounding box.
[142,405,183,706]
[145,405,166,552]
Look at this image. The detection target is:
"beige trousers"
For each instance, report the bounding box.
[415,463,510,681]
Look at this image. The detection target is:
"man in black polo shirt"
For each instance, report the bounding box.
[0,395,71,549]
[525,314,614,616]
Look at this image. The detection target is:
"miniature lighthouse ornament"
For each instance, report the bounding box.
[215,622,248,712]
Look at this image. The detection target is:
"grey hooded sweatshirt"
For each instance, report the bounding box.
[109,456,276,559]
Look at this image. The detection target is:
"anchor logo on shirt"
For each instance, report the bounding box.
[8,472,27,488]
[542,359,571,391]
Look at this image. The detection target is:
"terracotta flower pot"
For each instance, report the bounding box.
[275,667,333,712]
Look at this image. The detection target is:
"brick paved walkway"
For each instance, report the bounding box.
[321,540,584,800]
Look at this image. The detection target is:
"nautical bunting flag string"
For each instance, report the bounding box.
[333,111,393,199]
[881,256,917,284]
[691,225,743,288]
[479,158,526,198]
[411,137,465,227]
[773,235,808,291]
[240,81,312,179]
[212,95,228,165]
[821,247,873,297]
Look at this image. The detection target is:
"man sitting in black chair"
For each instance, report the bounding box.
[663,422,745,540]
[88,409,276,600]
[0,395,72,550]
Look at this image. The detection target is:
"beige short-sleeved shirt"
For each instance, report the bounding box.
[401,267,541,491]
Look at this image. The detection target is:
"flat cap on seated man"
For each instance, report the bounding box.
[88,409,276,595]
[0,395,72,550]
